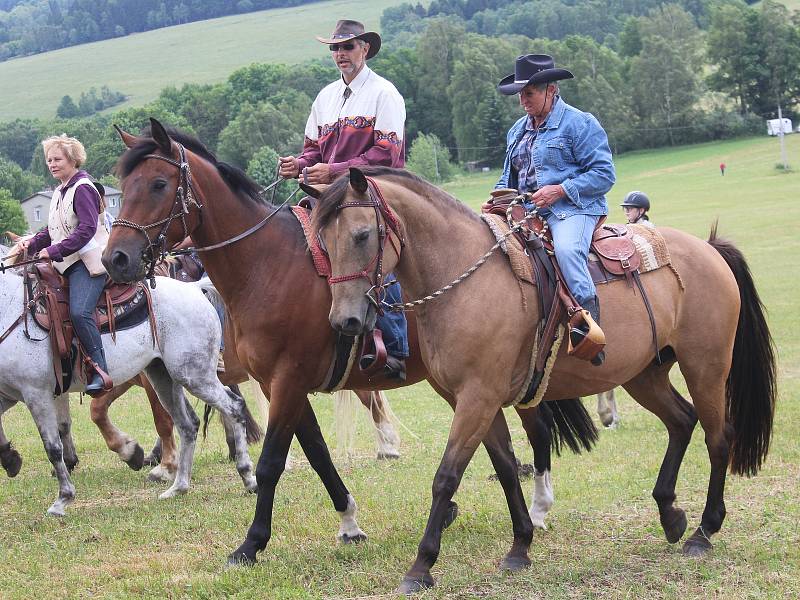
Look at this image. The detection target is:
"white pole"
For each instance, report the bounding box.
[777,99,789,169]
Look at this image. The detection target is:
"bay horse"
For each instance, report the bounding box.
[309,166,776,591]
[0,269,260,515]
[102,121,597,563]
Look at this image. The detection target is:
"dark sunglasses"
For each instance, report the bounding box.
[329,42,356,51]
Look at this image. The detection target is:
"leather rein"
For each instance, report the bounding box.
[327,177,404,313]
[113,143,286,285]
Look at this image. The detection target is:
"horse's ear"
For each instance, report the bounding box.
[149,118,172,154]
[349,167,368,195]
[299,182,321,199]
[114,125,140,148]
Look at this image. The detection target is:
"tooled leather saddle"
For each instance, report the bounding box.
[25,262,157,394]
[481,190,660,403]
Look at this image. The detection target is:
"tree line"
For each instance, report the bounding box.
[0,0,798,233]
[0,0,317,60]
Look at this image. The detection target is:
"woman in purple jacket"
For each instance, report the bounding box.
[21,135,112,394]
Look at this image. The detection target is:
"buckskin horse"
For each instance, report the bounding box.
[102,120,597,563]
[308,166,776,591]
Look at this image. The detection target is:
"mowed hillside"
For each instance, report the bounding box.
[0,0,406,122]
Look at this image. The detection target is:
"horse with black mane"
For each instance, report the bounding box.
[102,119,598,566]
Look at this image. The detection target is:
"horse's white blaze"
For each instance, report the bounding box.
[337,494,366,541]
[529,469,554,530]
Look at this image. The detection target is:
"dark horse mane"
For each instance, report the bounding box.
[115,126,267,207]
[311,166,481,234]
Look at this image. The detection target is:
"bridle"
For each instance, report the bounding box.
[326,176,404,313]
[113,143,288,285]
[112,143,202,284]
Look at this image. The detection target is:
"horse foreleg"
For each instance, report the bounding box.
[623,364,697,545]
[355,389,401,459]
[228,389,311,566]
[142,376,178,483]
[89,381,145,471]
[516,405,553,530]
[53,393,79,472]
[26,393,75,516]
[400,393,528,593]
[0,398,22,477]
[597,389,619,428]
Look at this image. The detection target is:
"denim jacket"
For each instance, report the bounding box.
[496,97,616,219]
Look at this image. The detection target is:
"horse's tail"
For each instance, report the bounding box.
[708,225,777,476]
[540,398,598,456]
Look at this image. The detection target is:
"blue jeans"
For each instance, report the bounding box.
[377,273,409,358]
[544,213,600,306]
[65,261,106,355]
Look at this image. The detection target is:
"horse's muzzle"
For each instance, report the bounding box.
[102,249,142,283]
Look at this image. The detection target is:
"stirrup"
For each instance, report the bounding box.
[566,309,605,363]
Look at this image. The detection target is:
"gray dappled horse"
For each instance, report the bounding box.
[0,267,259,516]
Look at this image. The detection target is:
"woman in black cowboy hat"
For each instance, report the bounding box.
[495,54,616,364]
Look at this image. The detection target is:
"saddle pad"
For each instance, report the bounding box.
[480,213,535,284]
[291,205,331,278]
[626,223,672,273]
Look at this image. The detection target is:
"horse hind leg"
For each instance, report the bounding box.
[516,404,553,530]
[356,390,401,459]
[676,356,733,557]
[144,360,199,498]
[596,389,619,428]
[182,374,258,494]
[623,363,697,545]
[88,381,145,471]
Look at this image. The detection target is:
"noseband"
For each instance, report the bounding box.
[327,177,404,313]
[113,143,202,284]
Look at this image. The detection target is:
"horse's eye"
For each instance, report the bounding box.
[354,230,370,245]
[152,179,167,191]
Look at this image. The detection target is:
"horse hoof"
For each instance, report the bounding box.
[442,501,459,530]
[683,530,713,557]
[662,508,688,544]
[244,476,258,493]
[1,449,22,478]
[226,551,257,568]
[338,532,367,544]
[124,445,145,471]
[46,505,66,517]
[376,451,400,460]
[500,554,532,572]
[159,486,188,500]
[529,514,547,530]
[396,575,434,595]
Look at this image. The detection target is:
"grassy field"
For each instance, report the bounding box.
[0,134,798,598]
[0,0,406,122]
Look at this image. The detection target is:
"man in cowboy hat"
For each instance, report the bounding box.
[496,54,616,364]
[279,19,408,379]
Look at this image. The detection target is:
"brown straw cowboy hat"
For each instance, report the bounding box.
[498,54,574,95]
[316,20,381,59]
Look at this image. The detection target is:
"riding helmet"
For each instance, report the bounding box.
[621,191,650,210]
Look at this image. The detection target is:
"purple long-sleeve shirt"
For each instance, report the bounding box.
[28,170,100,262]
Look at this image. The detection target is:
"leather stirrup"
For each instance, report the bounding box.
[566,309,606,361]
[359,329,388,377]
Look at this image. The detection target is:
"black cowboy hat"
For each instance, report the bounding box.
[498,54,574,95]
[316,20,381,60]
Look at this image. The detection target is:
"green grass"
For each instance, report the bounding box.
[0,0,407,122]
[0,134,798,598]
